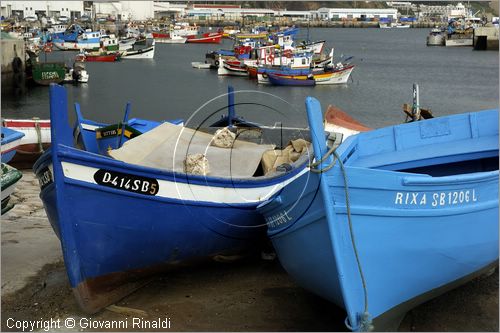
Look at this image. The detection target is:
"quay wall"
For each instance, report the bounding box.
[474,26,500,50]
[1,37,26,96]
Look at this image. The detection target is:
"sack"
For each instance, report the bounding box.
[211,127,236,148]
[184,153,210,175]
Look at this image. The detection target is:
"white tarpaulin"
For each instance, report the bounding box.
[108,122,275,178]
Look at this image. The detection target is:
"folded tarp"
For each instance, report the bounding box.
[109,122,275,179]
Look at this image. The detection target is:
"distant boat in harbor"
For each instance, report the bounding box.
[427,27,446,46]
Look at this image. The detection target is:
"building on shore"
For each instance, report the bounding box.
[315,7,398,21]
[1,1,84,20]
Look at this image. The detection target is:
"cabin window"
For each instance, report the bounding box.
[302,59,306,65]
[30,7,32,10]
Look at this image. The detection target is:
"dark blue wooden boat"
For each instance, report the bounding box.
[33,84,312,313]
[258,97,499,331]
[268,73,315,86]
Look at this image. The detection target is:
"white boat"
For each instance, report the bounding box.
[122,39,155,59]
[217,57,248,77]
[155,33,187,44]
[64,63,89,83]
[118,37,136,51]
[192,62,211,69]
[427,28,445,46]
[53,30,102,51]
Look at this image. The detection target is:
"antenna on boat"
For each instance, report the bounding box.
[412,83,421,121]
[228,85,235,129]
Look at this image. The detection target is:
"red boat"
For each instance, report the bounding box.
[152,32,169,39]
[186,34,223,44]
[80,52,121,62]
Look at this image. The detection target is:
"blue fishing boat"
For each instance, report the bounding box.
[33,84,313,313]
[268,73,315,86]
[50,24,85,42]
[258,97,499,331]
[1,127,25,163]
[73,102,182,155]
[53,30,103,51]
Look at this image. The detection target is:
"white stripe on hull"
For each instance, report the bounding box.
[122,46,155,59]
[54,41,100,51]
[61,161,309,204]
[1,138,24,155]
[1,182,18,201]
[315,67,354,85]
[4,127,51,146]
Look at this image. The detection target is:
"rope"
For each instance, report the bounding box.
[310,145,373,331]
[334,149,372,332]
[34,119,44,153]
[308,144,338,173]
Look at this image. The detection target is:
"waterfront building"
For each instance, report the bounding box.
[94,1,154,21]
[315,7,398,21]
[0,1,84,20]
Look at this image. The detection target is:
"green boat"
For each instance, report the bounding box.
[1,163,22,215]
[31,62,66,85]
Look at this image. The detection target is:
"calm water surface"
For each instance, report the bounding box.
[2,28,498,129]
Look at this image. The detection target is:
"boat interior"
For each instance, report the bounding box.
[75,115,316,180]
[340,118,498,178]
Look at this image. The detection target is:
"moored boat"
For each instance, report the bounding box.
[186,34,223,44]
[427,27,445,46]
[1,127,25,163]
[257,97,499,331]
[78,52,121,62]
[2,118,51,169]
[191,62,211,69]
[1,163,23,215]
[323,105,372,137]
[268,73,315,86]
[34,84,316,313]
[121,39,155,59]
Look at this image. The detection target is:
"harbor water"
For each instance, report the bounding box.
[2,28,499,129]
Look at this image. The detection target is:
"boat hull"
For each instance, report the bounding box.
[53,41,100,51]
[34,151,275,312]
[1,163,23,215]
[427,34,445,46]
[2,119,51,169]
[258,105,499,331]
[122,45,155,59]
[186,35,222,44]
[34,84,310,313]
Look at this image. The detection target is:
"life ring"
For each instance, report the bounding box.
[12,57,22,73]
[239,48,245,55]
[215,60,220,67]
[267,54,274,63]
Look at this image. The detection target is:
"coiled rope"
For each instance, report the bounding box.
[309,145,373,332]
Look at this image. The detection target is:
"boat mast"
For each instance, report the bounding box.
[412,83,421,121]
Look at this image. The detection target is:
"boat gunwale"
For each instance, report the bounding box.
[37,142,310,189]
